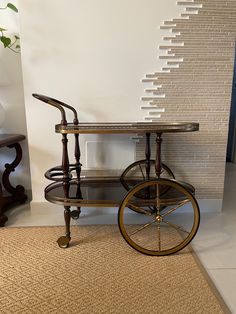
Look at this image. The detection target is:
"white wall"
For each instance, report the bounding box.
[19,0,183,202]
[0,0,31,191]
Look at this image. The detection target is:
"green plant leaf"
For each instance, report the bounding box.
[16,44,20,49]
[0,36,11,47]
[14,35,19,39]
[0,27,7,32]
[7,3,18,12]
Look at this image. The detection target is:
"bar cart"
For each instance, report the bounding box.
[33,94,200,256]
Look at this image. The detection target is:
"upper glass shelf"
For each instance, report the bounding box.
[55,122,199,134]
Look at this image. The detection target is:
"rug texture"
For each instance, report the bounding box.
[0,225,226,313]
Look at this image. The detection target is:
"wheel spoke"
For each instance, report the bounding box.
[160,168,164,174]
[155,184,161,213]
[139,164,145,180]
[162,219,190,234]
[129,219,156,236]
[162,199,190,218]
[148,206,157,214]
[128,204,153,216]
[157,222,161,251]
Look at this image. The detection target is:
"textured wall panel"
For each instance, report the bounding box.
[139,0,236,199]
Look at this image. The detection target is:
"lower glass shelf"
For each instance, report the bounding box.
[45,177,195,208]
[45,178,125,207]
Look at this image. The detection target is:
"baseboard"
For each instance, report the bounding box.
[30,198,223,226]
[25,189,32,201]
[197,199,222,213]
[31,199,223,213]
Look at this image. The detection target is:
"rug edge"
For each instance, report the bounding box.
[189,246,231,314]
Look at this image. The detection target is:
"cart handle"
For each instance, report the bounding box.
[32,93,79,126]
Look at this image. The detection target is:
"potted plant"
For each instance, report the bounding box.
[0,2,20,126]
[0,2,20,53]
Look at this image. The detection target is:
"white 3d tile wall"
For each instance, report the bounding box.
[138,0,236,199]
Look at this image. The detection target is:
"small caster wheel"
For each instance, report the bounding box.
[70,209,81,220]
[57,236,71,248]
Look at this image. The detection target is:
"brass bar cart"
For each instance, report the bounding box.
[33,94,200,256]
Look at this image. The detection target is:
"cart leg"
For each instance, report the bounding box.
[74,133,81,178]
[72,133,82,219]
[64,206,71,238]
[57,134,72,248]
[75,175,82,220]
[71,168,82,220]
[57,206,71,248]
[145,133,151,180]
[155,133,163,178]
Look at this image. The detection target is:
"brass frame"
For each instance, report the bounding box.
[32,93,200,255]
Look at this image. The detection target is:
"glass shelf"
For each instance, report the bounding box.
[55,122,199,134]
[45,177,194,208]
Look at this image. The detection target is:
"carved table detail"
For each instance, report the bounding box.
[0,134,28,226]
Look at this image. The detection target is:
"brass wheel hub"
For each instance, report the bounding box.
[155,215,163,222]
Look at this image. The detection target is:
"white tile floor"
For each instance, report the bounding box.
[192,162,236,313]
[4,162,236,313]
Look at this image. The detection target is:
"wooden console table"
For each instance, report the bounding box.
[0,134,28,226]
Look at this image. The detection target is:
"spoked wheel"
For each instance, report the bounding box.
[118,178,200,256]
[120,159,174,193]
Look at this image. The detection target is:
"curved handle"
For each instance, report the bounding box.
[32,93,79,125]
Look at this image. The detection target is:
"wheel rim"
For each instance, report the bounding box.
[118,178,200,256]
[120,160,175,194]
[120,160,175,201]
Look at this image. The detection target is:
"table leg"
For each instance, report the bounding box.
[0,182,8,226]
[0,143,27,226]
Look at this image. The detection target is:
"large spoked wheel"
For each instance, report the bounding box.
[120,159,175,194]
[118,178,200,256]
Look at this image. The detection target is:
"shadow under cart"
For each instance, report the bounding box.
[33,93,200,256]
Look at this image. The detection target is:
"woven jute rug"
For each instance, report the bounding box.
[0,226,229,313]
